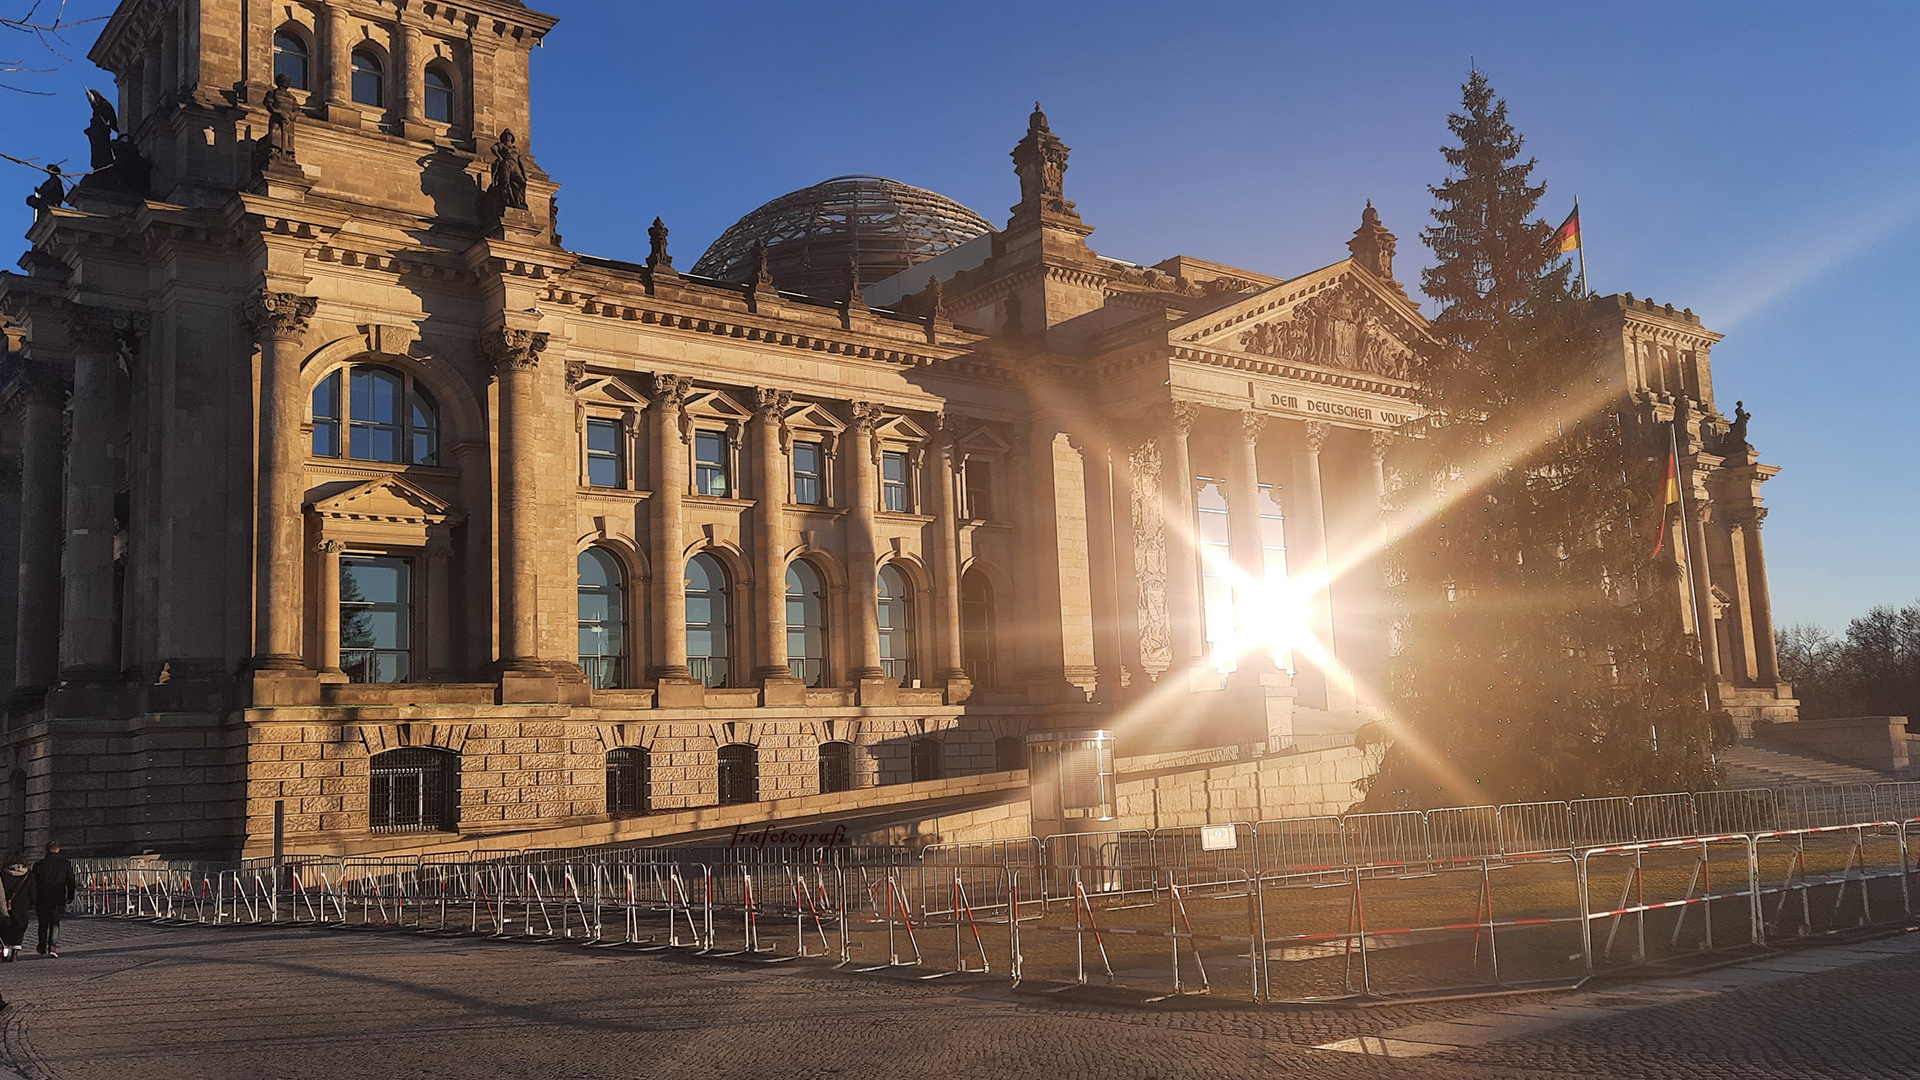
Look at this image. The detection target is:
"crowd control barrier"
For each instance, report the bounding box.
[71,780,1920,1002]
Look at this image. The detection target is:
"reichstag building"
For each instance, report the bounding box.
[0,0,1795,857]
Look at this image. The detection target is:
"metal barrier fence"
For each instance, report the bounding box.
[72,780,1920,1002]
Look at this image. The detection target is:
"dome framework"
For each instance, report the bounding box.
[691,175,992,301]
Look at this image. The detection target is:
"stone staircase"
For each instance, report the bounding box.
[1721,742,1894,789]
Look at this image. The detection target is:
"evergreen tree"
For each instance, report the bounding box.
[1364,71,1725,809]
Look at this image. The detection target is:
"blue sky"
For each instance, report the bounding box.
[5,1,1917,633]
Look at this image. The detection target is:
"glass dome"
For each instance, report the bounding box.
[691,175,992,301]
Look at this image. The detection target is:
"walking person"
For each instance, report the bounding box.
[0,852,31,961]
[33,842,75,957]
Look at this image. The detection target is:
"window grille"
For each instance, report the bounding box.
[606,747,649,815]
[717,744,757,805]
[818,742,853,794]
[369,748,457,831]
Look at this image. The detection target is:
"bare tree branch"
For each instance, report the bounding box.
[2,0,109,94]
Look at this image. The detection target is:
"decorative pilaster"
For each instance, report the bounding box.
[647,373,693,685]
[394,18,428,137]
[751,387,799,691]
[481,327,549,673]
[424,536,454,680]
[1126,435,1170,676]
[315,539,346,675]
[244,291,316,672]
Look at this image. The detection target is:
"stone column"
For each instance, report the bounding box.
[847,402,884,681]
[646,374,692,683]
[1681,478,1723,685]
[315,539,345,675]
[1075,433,1122,702]
[244,291,317,671]
[10,369,64,700]
[1225,411,1272,672]
[395,19,427,135]
[1724,520,1759,683]
[321,3,353,116]
[930,420,968,693]
[751,387,798,691]
[425,536,453,680]
[481,327,548,672]
[1110,437,1146,685]
[1289,421,1354,713]
[58,311,127,682]
[1738,507,1780,684]
[1163,402,1204,671]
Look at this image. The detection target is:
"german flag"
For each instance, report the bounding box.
[1550,206,1581,255]
[1651,449,1680,556]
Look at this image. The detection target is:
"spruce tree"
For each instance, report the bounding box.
[1364,71,1725,809]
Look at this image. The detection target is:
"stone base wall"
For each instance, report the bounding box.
[1104,744,1378,831]
[0,703,1030,859]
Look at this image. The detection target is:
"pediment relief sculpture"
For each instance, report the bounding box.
[1237,281,1415,380]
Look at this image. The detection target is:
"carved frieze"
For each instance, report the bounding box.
[1238,281,1414,379]
[358,322,429,362]
[1128,436,1172,674]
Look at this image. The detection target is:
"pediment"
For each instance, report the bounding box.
[686,388,751,420]
[309,474,460,526]
[875,414,931,444]
[784,402,845,433]
[1171,260,1432,381]
[957,426,1013,455]
[572,371,649,408]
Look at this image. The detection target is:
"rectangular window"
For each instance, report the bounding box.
[881,450,911,513]
[694,430,729,497]
[586,418,623,488]
[964,459,993,520]
[341,555,412,684]
[792,441,825,506]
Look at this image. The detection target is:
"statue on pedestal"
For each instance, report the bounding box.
[24,165,65,215]
[259,74,300,166]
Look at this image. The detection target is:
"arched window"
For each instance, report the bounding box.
[910,737,942,783]
[423,64,455,123]
[686,553,730,688]
[960,570,996,689]
[273,30,310,90]
[717,744,757,805]
[818,741,853,794]
[578,548,625,689]
[606,747,648,815]
[351,49,385,107]
[785,560,828,687]
[311,365,438,465]
[369,747,457,831]
[877,564,915,687]
[995,736,1026,772]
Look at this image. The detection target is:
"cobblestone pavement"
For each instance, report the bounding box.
[0,917,1913,1079]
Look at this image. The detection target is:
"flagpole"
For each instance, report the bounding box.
[1669,418,1713,714]
[1575,195,1589,297]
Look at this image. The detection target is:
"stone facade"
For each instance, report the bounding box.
[0,1,1792,858]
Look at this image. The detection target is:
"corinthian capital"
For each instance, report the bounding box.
[244,291,318,343]
[480,327,549,374]
[64,307,120,353]
[850,400,885,433]
[1170,401,1200,438]
[649,372,690,406]
[752,386,791,421]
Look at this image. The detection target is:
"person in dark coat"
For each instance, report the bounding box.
[0,852,30,961]
[32,843,75,956]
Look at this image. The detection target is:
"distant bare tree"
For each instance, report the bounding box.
[4,1,104,94]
